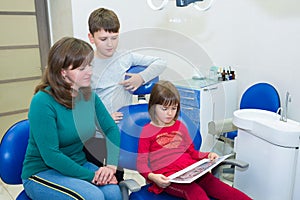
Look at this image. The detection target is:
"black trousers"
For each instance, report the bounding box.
[83,137,124,183]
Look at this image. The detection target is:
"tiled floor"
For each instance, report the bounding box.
[0,181,23,200]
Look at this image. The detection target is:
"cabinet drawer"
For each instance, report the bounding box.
[176,86,200,108]
[181,105,200,124]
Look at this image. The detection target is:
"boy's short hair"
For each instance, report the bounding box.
[88,8,120,35]
[148,80,181,124]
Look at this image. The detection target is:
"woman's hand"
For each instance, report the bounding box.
[92,166,117,185]
[107,175,118,184]
[148,173,170,188]
[208,152,219,161]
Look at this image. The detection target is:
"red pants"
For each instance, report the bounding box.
[164,173,252,200]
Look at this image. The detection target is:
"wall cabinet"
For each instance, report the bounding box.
[175,79,237,151]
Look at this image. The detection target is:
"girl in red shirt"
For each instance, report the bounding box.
[137,80,251,200]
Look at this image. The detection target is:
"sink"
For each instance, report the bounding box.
[233,109,300,147]
[233,108,300,199]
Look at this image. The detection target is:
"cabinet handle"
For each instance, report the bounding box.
[203,86,218,91]
[181,106,194,110]
[178,89,195,94]
[181,97,195,101]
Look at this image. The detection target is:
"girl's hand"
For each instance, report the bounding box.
[148,173,170,188]
[92,166,116,185]
[208,152,219,161]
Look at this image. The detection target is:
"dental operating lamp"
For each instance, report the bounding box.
[147,0,214,11]
[176,0,204,7]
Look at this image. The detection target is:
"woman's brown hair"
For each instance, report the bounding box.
[35,37,94,109]
[148,80,181,124]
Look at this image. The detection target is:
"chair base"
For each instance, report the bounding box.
[130,184,216,200]
[130,184,183,200]
[16,190,31,200]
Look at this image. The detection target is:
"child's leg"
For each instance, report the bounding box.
[196,173,252,200]
[164,182,210,200]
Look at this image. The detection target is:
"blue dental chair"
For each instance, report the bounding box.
[117,98,248,200]
[117,68,248,200]
[210,82,281,149]
[208,82,281,180]
[240,82,280,112]
[225,82,281,140]
[0,119,31,200]
[118,104,201,200]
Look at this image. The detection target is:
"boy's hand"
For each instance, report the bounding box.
[208,152,219,161]
[111,112,123,123]
[120,73,144,92]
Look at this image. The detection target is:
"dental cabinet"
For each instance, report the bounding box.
[174,79,237,151]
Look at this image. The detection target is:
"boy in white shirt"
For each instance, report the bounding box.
[85,7,167,182]
[88,7,167,122]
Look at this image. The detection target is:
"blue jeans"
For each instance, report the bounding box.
[23,162,122,200]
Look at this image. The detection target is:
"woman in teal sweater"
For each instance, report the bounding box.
[21,37,122,200]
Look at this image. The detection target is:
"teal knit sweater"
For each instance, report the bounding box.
[21,89,120,182]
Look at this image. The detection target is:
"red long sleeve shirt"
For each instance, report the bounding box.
[137,120,209,194]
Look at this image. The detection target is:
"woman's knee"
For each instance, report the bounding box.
[79,188,105,200]
[100,184,122,200]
